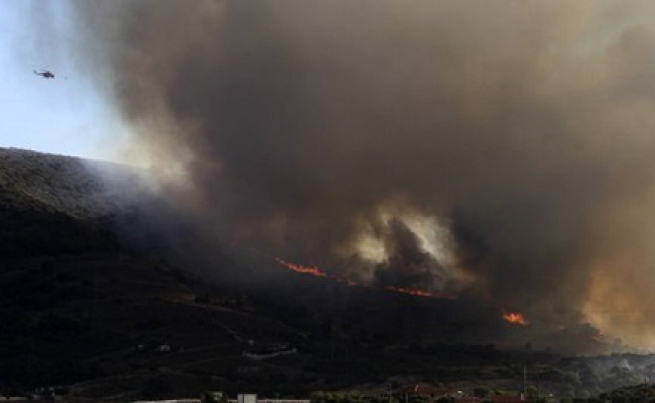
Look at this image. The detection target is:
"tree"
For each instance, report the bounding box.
[141,377,172,400]
[474,388,492,398]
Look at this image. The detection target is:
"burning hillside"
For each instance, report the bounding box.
[276,259,329,278]
[41,0,655,351]
[503,312,529,326]
[276,258,455,299]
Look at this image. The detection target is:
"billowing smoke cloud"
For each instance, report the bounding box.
[373,218,453,292]
[56,0,655,350]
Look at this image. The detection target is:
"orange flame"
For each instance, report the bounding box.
[503,312,529,325]
[276,259,328,277]
[386,286,435,298]
[276,258,456,300]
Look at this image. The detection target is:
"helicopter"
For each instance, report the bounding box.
[33,69,55,79]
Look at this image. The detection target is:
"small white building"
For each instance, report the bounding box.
[238,394,257,403]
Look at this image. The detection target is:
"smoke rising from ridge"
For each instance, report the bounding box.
[58,0,655,350]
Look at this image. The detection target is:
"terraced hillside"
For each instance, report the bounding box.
[2,148,655,402]
[0,148,315,399]
[0,253,313,400]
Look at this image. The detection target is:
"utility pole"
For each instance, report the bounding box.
[523,365,527,400]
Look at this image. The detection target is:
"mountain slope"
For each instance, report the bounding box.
[3,148,655,401]
[0,148,127,257]
[0,147,190,259]
[0,147,150,219]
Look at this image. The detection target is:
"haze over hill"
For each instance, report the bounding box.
[0,146,615,355]
[9,0,655,399]
[3,147,655,400]
[0,147,150,218]
[26,0,655,353]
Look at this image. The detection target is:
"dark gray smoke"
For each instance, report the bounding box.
[55,0,655,350]
[373,218,451,292]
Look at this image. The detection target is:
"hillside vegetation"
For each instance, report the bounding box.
[1,148,655,402]
[0,148,147,257]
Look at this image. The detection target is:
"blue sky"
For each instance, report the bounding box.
[1,0,653,166]
[0,2,127,162]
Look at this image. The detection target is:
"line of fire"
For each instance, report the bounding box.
[276,258,526,325]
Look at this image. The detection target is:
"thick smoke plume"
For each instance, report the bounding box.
[59,0,655,350]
